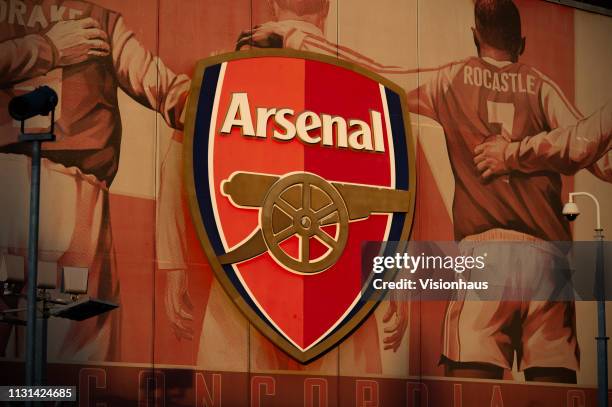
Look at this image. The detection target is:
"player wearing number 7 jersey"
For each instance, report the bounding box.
[408,52,581,243]
[243,0,588,383]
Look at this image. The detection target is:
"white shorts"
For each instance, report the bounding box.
[442,229,579,371]
[0,153,120,361]
[0,154,120,360]
[0,153,106,266]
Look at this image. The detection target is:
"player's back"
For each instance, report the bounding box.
[0,0,122,185]
[432,56,571,241]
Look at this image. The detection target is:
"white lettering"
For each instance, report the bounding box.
[463,65,473,86]
[473,67,482,87]
[348,119,373,150]
[527,74,536,95]
[8,0,26,26]
[27,4,47,28]
[467,67,535,96]
[273,108,296,141]
[220,93,384,152]
[256,107,276,139]
[296,111,321,144]
[500,73,509,92]
[491,73,501,92]
[483,69,492,89]
[508,73,518,92]
[373,257,384,273]
[322,114,348,148]
[220,93,255,137]
[371,110,385,152]
[50,5,67,22]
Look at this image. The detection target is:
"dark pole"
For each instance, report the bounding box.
[25,137,42,387]
[595,228,608,407]
[567,192,607,406]
[20,124,55,407]
[34,297,49,386]
[8,87,58,395]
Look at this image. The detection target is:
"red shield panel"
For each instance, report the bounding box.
[184,50,415,362]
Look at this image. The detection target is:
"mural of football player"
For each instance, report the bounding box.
[157,130,195,342]
[241,0,612,383]
[0,0,189,360]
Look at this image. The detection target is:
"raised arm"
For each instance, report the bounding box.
[111,17,190,130]
[238,21,445,120]
[474,101,612,181]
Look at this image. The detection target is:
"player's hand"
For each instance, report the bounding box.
[382,297,409,352]
[473,133,511,180]
[165,269,194,341]
[45,18,110,66]
[235,22,288,50]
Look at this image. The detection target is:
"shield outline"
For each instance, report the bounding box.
[183,49,416,363]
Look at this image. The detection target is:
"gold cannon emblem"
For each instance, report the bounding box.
[220,171,411,274]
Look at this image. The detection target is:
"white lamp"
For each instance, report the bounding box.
[61,266,89,295]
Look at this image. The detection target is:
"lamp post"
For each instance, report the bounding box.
[8,86,58,389]
[6,88,118,406]
[564,192,607,407]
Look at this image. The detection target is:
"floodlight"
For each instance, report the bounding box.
[8,86,58,121]
[61,267,89,295]
[52,297,118,321]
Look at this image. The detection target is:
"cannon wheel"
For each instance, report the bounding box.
[261,173,349,274]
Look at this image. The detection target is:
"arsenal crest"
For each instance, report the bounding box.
[184,50,415,363]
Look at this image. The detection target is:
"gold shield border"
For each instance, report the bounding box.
[183,49,417,363]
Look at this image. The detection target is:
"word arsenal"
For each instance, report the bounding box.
[220,93,386,152]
